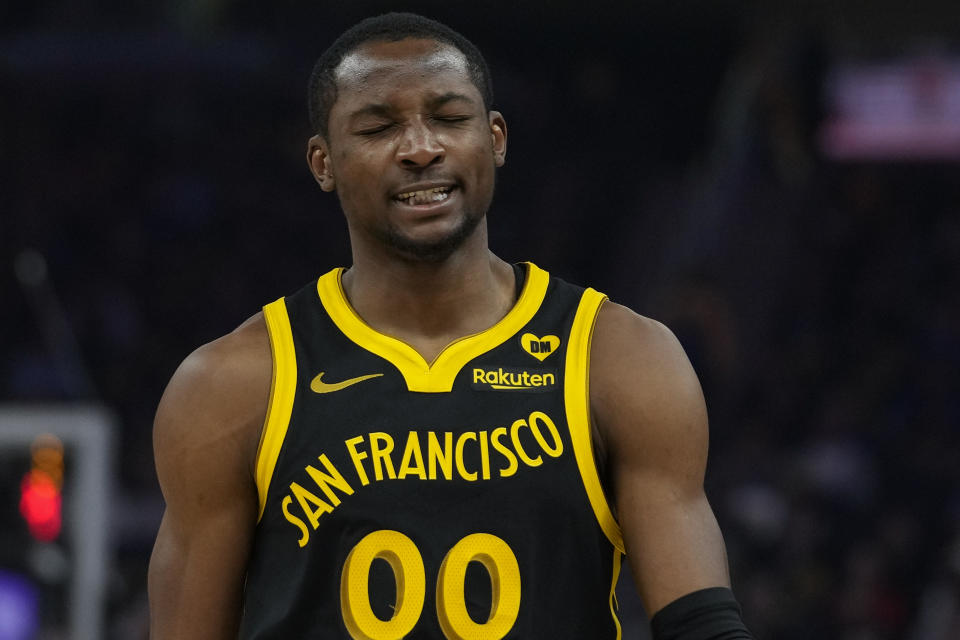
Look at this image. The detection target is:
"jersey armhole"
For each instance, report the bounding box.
[255,298,298,522]
[564,289,625,553]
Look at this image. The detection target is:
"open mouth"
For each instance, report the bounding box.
[393,186,454,206]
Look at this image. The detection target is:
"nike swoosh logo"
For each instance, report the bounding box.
[310,372,383,394]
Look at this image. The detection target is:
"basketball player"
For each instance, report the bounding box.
[149,13,753,639]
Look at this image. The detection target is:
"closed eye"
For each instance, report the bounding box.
[356,123,393,136]
[432,115,472,124]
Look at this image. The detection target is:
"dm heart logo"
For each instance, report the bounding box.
[521,333,560,361]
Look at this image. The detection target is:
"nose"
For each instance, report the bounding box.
[396,120,444,168]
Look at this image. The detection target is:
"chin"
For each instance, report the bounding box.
[385,212,484,263]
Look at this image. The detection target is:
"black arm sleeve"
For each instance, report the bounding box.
[649,587,755,640]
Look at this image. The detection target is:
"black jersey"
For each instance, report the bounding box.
[239,263,625,639]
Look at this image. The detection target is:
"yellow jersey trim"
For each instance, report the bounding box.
[316,263,550,393]
[564,289,625,552]
[255,298,298,521]
[610,549,623,639]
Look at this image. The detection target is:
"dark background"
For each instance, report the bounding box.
[2,1,959,638]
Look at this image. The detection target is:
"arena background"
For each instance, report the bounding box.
[2,1,959,638]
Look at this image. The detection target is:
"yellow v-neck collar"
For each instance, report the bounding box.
[316,262,549,393]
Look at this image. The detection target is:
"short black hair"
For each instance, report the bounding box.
[307,12,494,139]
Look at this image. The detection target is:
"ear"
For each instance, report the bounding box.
[307,135,336,192]
[489,111,507,167]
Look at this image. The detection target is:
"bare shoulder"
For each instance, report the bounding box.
[590,303,730,613]
[591,301,690,375]
[149,313,271,638]
[589,300,708,470]
[154,312,272,492]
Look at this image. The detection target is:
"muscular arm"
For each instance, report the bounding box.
[590,302,731,617]
[148,316,271,639]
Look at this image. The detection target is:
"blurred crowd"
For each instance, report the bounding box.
[2,3,959,638]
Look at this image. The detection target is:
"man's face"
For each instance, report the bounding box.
[309,38,507,262]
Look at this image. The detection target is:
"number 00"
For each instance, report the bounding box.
[340,530,521,640]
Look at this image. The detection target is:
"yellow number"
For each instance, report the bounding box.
[340,530,426,640]
[341,530,520,640]
[437,533,521,640]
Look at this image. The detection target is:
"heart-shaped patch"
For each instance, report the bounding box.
[521,333,560,361]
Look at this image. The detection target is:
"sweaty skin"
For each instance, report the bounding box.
[148,37,731,638]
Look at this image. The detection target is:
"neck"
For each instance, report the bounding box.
[341,230,516,362]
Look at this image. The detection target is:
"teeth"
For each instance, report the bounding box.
[395,186,452,205]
